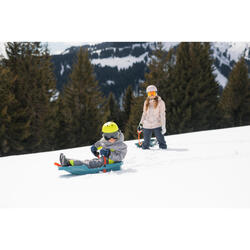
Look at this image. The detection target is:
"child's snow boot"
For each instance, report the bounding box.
[60,153,70,166]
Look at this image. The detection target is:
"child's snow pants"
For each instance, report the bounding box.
[142,127,167,149]
[70,157,105,168]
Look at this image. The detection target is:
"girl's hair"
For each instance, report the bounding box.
[145,96,158,111]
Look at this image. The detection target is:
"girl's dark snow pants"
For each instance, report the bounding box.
[142,127,167,149]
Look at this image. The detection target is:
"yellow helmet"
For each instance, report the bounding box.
[102,121,119,133]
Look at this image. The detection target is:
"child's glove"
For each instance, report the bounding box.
[161,127,166,135]
[100,148,110,157]
[91,145,99,157]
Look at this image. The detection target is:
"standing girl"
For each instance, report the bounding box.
[138,85,167,149]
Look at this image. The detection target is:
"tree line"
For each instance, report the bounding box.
[124,43,250,138]
[51,45,150,95]
[0,42,249,156]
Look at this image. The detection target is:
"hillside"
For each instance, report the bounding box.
[50,42,250,101]
[0,125,249,208]
[1,42,249,102]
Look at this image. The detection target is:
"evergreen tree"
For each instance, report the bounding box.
[103,92,121,125]
[62,48,104,147]
[145,42,173,97]
[165,42,220,134]
[186,42,220,131]
[121,85,134,131]
[0,66,16,155]
[3,42,58,154]
[53,94,72,150]
[33,45,58,151]
[2,43,32,155]
[219,57,250,126]
[124,95,145,140]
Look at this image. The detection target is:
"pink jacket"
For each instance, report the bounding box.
[140,96,166,129]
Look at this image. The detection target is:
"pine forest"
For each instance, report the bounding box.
[0,42,249,156]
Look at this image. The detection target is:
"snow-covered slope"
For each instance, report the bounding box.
[45,42,93,55]
[0,42,91,57]
[58,42,250,62]
[0,126,250,208]
[212,42,250,62]
[0,42,7,58]
[214,67,228,87]
[91,52,148,70]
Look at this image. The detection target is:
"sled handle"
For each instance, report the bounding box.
[103,156,107,173]
[137,130,143,146]
[97,151,107,173]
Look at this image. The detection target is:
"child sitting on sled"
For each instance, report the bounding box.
[59,121,127,168]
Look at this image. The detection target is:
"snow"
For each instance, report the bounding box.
[227,42,250,61]
[0,125,250,208]
[91,52,148,70]
[50,90,59,102]
[0,42,7,58]
[144,42,179,51]
[44,42,93,55]
[213,42,250,62]
[132,43,143,49]
[106,80,115,85]
[162,42,179,50]
[60,63,64,75]
[0,42,93,57]
[214,53,231,67]
[213,67,228,87]
[93,49,101,55]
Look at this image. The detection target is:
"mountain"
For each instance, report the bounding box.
[51,42,158,103]
[50,42,250,102]
[1,125,250,208]
[45,42,91,55]
[1,42,249,104]
[212,42,250,87]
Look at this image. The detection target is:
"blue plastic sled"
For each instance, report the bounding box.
[58,162,123,175]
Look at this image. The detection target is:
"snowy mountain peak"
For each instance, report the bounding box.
[212,42,250,62]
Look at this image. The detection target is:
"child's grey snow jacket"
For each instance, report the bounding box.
[94,131,127,164]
